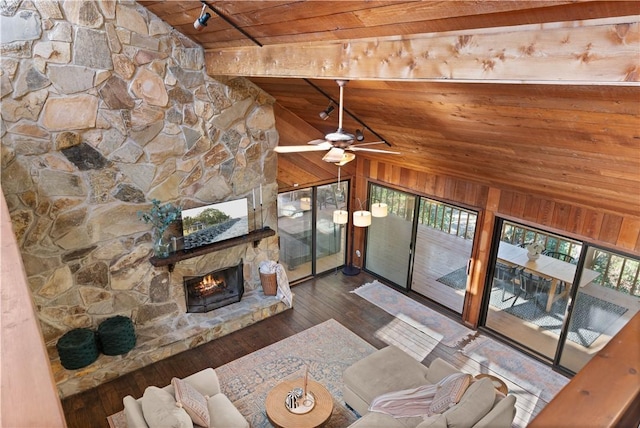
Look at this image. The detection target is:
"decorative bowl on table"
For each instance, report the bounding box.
[285,388,315,414]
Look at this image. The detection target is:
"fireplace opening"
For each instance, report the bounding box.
[183,260,244,313]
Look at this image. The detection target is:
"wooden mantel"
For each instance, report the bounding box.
[529,312,640,427]
[150,227,276,271]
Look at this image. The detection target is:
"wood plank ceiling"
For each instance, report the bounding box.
[139,1,640,217]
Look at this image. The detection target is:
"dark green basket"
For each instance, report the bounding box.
[97,315,136,356]
[56,328,99,370]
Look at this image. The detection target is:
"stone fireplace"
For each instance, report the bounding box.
[0,0,287,399]
[183,260,244,313]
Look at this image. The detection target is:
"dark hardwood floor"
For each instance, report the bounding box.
[61,271,463,427]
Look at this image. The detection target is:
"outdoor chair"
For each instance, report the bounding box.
[512,271,551,317]
[543,251,576,264]
[542,251,575,293]
[494,263,518,302]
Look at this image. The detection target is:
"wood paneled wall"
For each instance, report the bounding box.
[498,189,640,253]
[1,191,67,427]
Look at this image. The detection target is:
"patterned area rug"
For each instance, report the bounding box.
[107,319,374,428]
[461,335,569,403]
[489,287,627,347]
[436,267,467,290]
[352,280,474,347]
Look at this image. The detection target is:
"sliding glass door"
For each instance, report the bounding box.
[412,198,476,313]
[558,246,639,372]
[364,185,415,288]
[315,182,347,274]
[364,184,477,314]
[277,180,348,282]
[484,219,640,372]
[278,187,313,282]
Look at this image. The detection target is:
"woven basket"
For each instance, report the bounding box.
[97,315,136,356]
[260,272,278,296]
[57,328,99,370]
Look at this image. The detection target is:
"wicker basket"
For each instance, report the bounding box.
[56,328,99,370]
[260,272,278,296]
[97,315,136,356]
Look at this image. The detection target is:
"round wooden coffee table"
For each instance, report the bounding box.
[265,378,333,428]
[474,373,508,395]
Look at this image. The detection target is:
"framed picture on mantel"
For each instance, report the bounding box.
[181,199,249,250]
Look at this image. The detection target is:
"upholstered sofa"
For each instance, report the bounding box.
[344,345,517,428]
[123,368,249,428]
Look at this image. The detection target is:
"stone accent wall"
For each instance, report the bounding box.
[1,0,280,394]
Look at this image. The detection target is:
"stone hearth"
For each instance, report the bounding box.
[54,291,289,398]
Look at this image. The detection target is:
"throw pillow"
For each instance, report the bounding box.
[443,377,496,428]
[428,373,472,415]
[141,386,193,428]
[172,377,210,427]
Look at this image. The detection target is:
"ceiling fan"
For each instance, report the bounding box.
[273,80,400,165]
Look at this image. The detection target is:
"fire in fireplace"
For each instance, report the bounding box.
[183,260,244,313]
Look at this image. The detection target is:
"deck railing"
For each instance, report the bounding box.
[592,249,640,296]
[419,199,477,240]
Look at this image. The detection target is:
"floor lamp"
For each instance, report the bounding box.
[342,218,362,276]
[336,200,387,276]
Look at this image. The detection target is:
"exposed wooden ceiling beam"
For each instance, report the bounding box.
[205,16,640,85]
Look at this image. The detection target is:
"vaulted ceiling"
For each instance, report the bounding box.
[139,1,639,216]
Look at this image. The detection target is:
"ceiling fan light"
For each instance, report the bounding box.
[353,210,372,227]
[322,147,345,163]
[371,202,388,217]
[335,152,356,166]
[333,210,349,224]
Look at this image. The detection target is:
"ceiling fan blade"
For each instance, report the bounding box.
[348,147,401,154]
[308,139,330,145]
[322,147,345,163]
[351,141,387,147]
[274,144,332,153]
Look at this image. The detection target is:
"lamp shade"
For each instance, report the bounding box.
[300,197,311,211]
[333,210,348,224]
[353,210,372,227]
[371,202,388,217]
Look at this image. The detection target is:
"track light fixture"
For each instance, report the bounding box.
[194,4,211,31]
[319,104,335,120]
[355,129,365,141]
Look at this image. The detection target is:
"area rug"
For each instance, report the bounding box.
[436,266,467,290]
[489,287,627,347]
[108,319,374,428]
[373,317,440,362]
[352,280,474,347]
[460,335,569,403]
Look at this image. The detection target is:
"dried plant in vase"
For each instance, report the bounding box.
[138,199,182,258]
[525,242,545,261]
